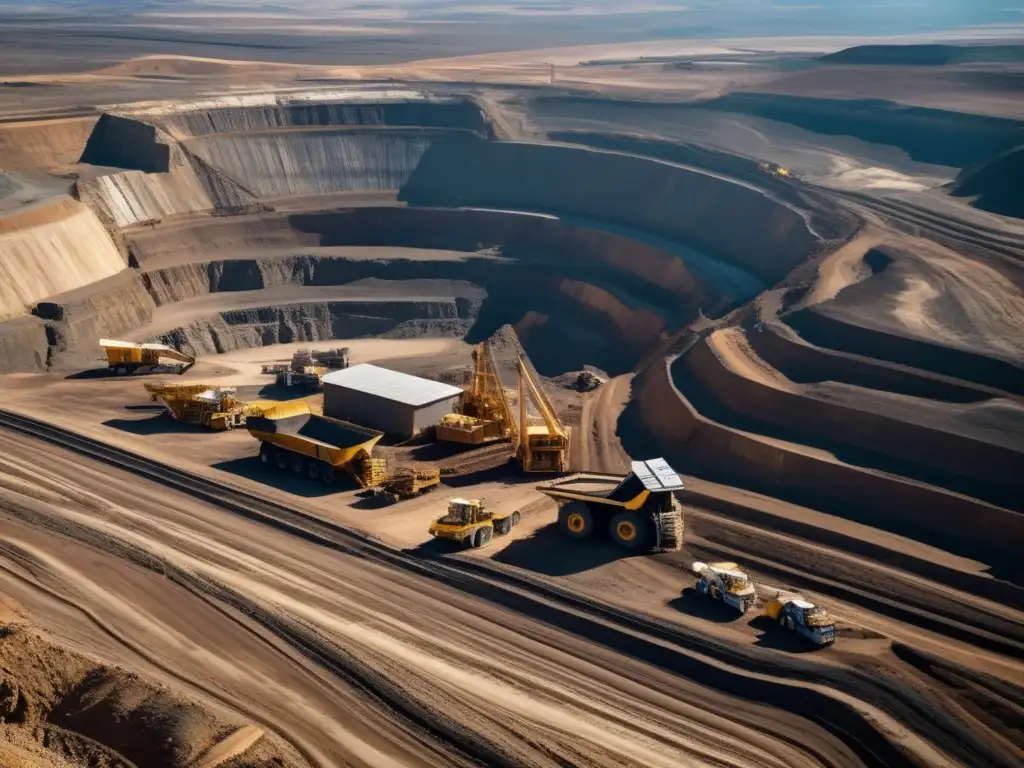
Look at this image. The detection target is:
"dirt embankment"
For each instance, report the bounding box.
[0,625,287,768]
[630,354,1024,574]
[399,134,821,284]
[0,196,128,321]
[0,115,98,170]
[951,145,1024,218]
[787,244,1024,395]
[677,329,1022,508]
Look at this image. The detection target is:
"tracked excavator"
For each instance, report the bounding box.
[437,341,516,446]
[101,338,195,375]
[516,355,569,473]
[144,382,250,430]
[537,458,684,551]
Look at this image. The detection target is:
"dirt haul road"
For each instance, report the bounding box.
[3,412,1023,768]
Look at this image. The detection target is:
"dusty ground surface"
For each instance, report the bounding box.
[2,9,1024,767]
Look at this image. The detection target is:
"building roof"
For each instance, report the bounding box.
[322,364,463,408]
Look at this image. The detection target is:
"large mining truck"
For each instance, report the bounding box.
[144,382,249,430]
[536,458,684,551]
[428,498,521,549]
[691,561,757,614]
[763,594,836,646]
[245,400,386,486]
[101,338,195,375]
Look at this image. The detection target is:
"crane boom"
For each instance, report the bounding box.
[516,356,564,438]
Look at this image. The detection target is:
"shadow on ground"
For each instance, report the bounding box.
[748,615,821,654]
[491,522,634,576]
[102,414,205,435]
[256,383,318,401]
[668,589,747,624]
[210,456,347,498]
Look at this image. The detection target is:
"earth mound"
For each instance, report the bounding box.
[951,145,1024,218]
[0,624,294,768]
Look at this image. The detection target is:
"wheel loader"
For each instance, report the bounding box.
[691,561,757,614]
[428,498,521,549]
[763,594,836,647]
[536,458,684,552]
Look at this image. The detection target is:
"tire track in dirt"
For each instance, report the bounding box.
[0,411,988,768]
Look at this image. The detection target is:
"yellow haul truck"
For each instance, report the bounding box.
[245,401,386,486]
[763,594,836,647]
[144,382,249,430]
[428,498,522,549]
[536,458,684,551]
[100,338,195,375]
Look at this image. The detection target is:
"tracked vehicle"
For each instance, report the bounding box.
[428,498,521,549]
[536,458,684,552]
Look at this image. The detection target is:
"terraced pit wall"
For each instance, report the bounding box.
[399,135,821,284]
[633,355,1024,569]
[680,333,1020,507]
[154,299,475,356]
[149,100,493,139]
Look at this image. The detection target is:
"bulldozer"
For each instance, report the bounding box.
[516,355,569,473]
[144,382,248,430]
[763,593,836,647]
[691,561,757,614]
[436,341,516,446]
[101,338,195,375]
[428,498,521,549]
[536,458,684,551]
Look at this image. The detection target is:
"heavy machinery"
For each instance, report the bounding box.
[100,338,195,375]
[261,347,350,390]
[436,341,516,446]
[536,458,684,551]
[692,561,757,614]
[428,497,521,549]
[516,355,569,473]
[763,594,836,647]
[245,399,387,487]
[144,382,249,430]
[369,467,442,504]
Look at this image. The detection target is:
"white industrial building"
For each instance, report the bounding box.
[322,363,463,439]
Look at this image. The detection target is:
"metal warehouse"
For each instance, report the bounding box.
[322,364,463,439]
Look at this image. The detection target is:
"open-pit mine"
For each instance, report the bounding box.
[1,16,1023,768]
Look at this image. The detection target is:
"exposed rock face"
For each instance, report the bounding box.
[185,130,448,200]
[80,113,172,173]
[151,99,493,139]
[153,299,470,355]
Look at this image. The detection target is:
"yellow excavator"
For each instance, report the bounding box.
[436,341,517,446]
[144,381,249,430]
[516,355,569,473]
[101,338,195,375]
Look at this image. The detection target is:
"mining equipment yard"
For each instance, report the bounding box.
[1,5,1024,767]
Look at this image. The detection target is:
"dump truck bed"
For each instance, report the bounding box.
[246,411,382,467]
[536,472,623,498]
